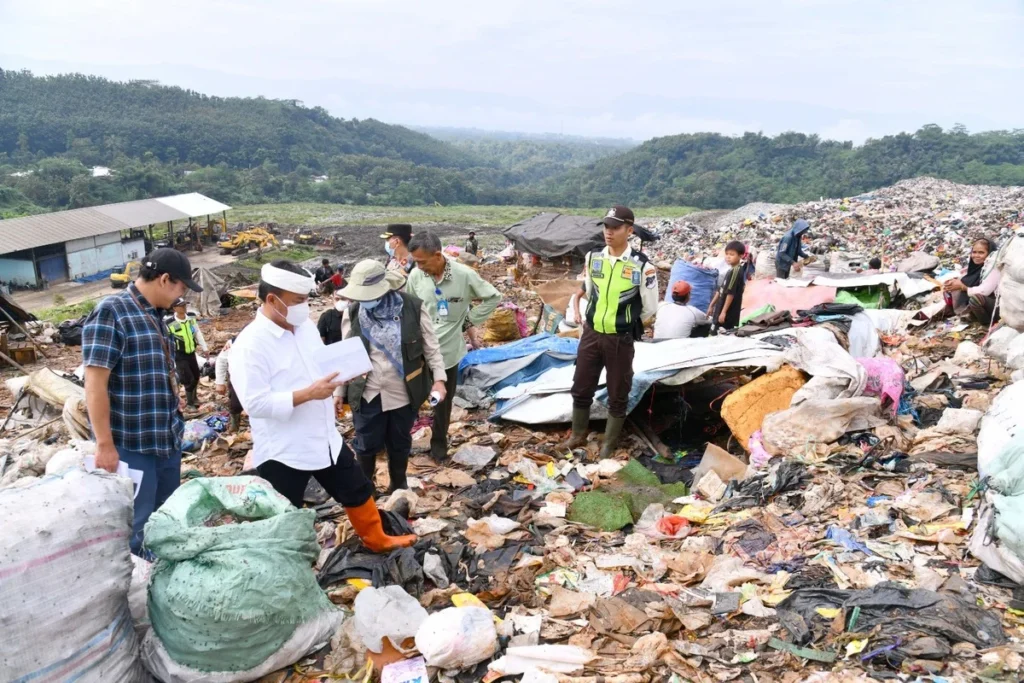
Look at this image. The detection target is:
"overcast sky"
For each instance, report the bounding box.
[2,0,1022,144]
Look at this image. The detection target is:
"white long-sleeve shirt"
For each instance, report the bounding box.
[229,311,342,471]
[653,301,709,339]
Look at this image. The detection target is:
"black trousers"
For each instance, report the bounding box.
[256,444,373,509]
[227,381,243,416]
[430,365,459,460]
[571,326,635,418]
[353,396,417,491]
[175,352,200,393]
[776,263,792,280]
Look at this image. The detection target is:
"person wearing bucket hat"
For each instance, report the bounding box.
[382,223,415,278]
[338,260,447,492]
[230,259,416,552]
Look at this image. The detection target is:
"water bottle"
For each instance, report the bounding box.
[428,391,442,407]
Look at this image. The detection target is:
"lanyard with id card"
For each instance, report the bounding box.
[435,285,449,318]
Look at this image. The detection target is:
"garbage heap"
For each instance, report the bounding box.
[642,177,1024,270]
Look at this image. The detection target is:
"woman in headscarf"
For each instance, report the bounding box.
[943,237,1000,324]
[775,219,811,279]
[338,260,448,493]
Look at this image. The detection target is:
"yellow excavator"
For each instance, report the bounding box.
[218,228,279,255]
[110,261,142,288]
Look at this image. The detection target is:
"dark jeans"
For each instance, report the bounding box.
[117,447,182,557]
[353,396,417,491]
[430,365,459,460]
[571,325,635,418]
[175,352,200,393]
[256,444,373,509]
[776,263,792,280]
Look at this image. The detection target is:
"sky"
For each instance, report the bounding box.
[2,0,1022,144]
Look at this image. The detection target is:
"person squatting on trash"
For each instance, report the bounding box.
[229,260,415,552]
[406,230,501,461]
[167,298,209,408]
[214,336,243,433]
[83,248,202,556]
[337,260,448,492]
[562,205,658,458]
[775,218,811,279]
[943,237,1001,324]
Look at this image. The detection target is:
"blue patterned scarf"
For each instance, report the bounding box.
[358,291,404,377]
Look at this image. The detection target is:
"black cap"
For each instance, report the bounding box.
[172,297,187,308]
[381,223,413,243]
[143,248,202,292]
[601,205,635,227]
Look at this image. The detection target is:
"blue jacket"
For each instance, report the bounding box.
[776,219,810,269]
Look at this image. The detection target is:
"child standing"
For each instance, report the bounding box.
[707,241,747,332]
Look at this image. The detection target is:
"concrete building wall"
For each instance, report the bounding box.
[0,258,37,286]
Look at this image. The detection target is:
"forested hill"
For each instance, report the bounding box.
[543,126,1024,209]
[0,70,482,170]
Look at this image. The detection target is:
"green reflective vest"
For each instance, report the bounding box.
[585,249,650,337]
[169,318,197,355]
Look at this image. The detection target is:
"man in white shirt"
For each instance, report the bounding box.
[653,281,710,340]
[230,260,415,553]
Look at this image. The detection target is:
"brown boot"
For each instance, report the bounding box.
[345,497,416,553]
[557,407,591,453]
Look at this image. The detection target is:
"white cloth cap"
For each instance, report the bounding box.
[260,264,315,294]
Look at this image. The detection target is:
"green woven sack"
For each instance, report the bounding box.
[144,476,336,672]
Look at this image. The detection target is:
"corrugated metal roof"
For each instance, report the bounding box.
[94,199,190,227]
[0,193,232,256]
[0,208,130,254]
[157,193,232,216]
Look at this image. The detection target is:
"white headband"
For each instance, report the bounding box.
[260,264,315,294]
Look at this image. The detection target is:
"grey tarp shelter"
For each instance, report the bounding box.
[503,213,657,259]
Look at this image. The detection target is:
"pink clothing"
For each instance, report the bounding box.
[967,269,1001,298]
[857,357,905,416]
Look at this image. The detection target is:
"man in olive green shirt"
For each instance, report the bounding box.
[407,231,501,461]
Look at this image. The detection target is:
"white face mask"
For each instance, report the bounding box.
[334,300,346,312]
[272,296,310,327]
[385,241,395,257]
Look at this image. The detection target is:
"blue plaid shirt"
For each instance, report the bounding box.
[83,283,184,456]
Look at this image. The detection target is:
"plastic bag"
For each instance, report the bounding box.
[483,306,522,343]
[355,585,428,654]
[182,419,217,452]
[0,469,147,682]
[414,607,497,670]
[143,476,342,680]
[978,381,1024,476]
[983,326,1020,363]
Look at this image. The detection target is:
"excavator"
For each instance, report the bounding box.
[109,261,142,288]
[217,228,279,255]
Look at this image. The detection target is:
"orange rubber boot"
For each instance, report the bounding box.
[345,497,417,553]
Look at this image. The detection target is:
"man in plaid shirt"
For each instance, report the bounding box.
[83,248,202,556]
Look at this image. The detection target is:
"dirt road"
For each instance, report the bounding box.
[13,250,237,313]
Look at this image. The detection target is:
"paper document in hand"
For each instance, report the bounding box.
[84,456,144,500]
[316,337,372,382]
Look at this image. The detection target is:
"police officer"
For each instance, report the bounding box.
[561,206,658,457]
[167,298,209,408]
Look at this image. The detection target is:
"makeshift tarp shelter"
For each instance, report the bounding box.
[183,268,228,318]
[503,213,657,259]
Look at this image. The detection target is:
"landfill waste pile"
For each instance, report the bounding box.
[642,177,1024,271]
[6,177,1024,682]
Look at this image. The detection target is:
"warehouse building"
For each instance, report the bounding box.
[0,193,230,287]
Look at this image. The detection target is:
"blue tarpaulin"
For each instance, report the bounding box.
[461,334,579,393]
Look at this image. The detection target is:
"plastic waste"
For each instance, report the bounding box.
[414,606,497,670]
[354,585,428,654]
[489,645,596,676]
[381,656,429,683]
[452,444,497,471]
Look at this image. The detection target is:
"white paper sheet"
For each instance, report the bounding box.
[84,456,143,500]
[316,337,372,381]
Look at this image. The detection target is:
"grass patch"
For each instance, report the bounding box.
[36,299,97,324]
[237,245,318,270]
[228,204,699,227]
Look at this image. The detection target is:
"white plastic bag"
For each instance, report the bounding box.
[978,381,1024,477]
[0,469,146,682]
[415,607,497,670]
[984,326,1020,363]
[354,585,428,654]
[933,408,984,436]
